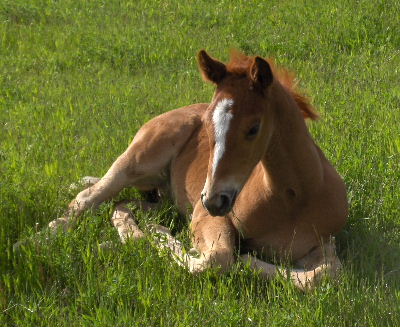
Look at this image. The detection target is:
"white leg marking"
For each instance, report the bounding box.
[150,225,211,273]
[212,98,234,176]
[240,252,342,291]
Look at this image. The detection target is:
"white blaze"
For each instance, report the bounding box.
[212,98,234,176]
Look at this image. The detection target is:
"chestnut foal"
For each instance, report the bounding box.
[49,51,348,290]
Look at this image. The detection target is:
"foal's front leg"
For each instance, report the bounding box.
[239,239,342,291]
[105,207,210,273]
[150,225,209,273]
[150,203,237,274]
[106,200,236,274]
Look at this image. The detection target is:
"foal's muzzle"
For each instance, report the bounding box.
[201,190,237,217]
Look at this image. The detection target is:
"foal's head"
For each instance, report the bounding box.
[198,50,276,216]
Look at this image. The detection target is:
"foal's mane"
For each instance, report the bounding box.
[226,51,319,120]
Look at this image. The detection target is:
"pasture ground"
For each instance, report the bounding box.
[0,0,399,326]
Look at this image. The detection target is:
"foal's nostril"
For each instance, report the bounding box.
[203,191,236,216]
[219,193,231,210]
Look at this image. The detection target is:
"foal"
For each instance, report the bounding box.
[49,50,348,290]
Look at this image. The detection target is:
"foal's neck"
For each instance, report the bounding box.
[261,82,323,195]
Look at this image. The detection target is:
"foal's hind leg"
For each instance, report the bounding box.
[49,155,136,231]
[49,105,204,232]
[240,238,341,291]
[292,238,342,288]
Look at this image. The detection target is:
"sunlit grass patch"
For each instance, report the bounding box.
[0,0,399,325]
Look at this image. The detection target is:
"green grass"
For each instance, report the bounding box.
[1,0,399,325]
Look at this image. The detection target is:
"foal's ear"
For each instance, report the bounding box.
[249,57,273,92]
[198,50,227,84]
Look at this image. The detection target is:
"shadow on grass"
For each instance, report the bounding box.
[336,215,400,288]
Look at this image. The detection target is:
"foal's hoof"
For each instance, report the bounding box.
[48,217,70,233]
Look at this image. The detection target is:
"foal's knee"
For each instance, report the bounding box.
[207,248,235,273]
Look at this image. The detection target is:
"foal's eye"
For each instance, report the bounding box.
[246,123,260,139]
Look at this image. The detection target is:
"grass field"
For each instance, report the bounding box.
[1,0,399,325]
